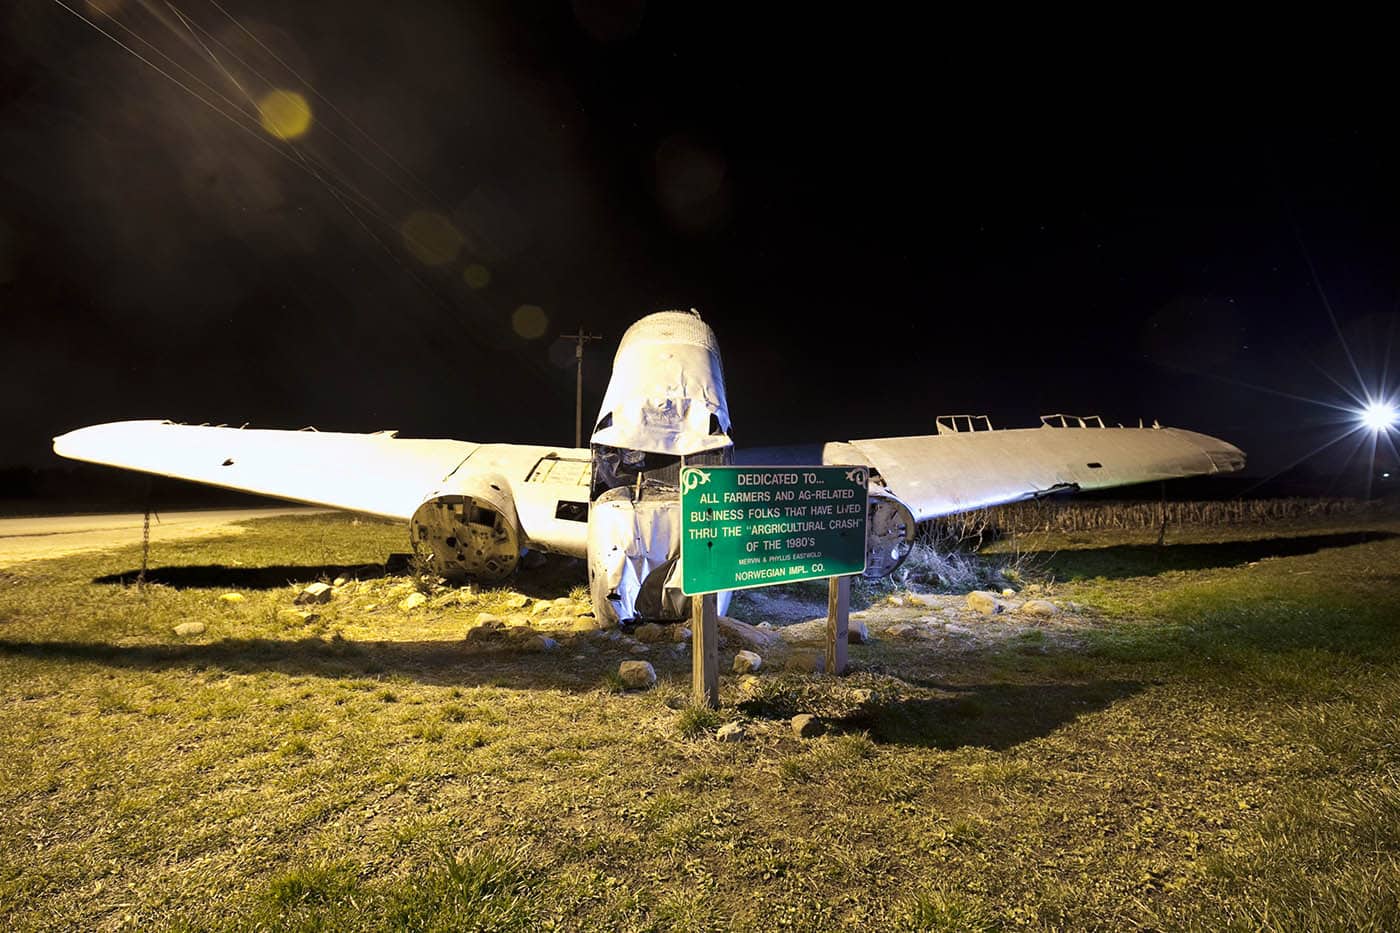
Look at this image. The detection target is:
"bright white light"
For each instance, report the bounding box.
[1361,401,1398,432]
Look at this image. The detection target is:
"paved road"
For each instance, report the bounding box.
[0,508,329,567]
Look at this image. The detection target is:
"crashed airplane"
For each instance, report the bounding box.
[53,310,1245,624]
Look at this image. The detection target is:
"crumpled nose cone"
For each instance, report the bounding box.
[589,310,732,455]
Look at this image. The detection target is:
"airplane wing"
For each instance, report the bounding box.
[823,421,1245,521]
[52,420,481,520]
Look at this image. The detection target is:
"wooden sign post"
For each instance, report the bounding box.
[691,593,719,708]
[825,574,850,676]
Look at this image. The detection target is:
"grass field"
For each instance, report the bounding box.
[1,510,1398,930]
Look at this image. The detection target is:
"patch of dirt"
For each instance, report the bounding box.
[732,586,1096,654]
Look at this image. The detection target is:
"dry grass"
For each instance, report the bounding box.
[1,509,1398,929]
[951,495,1369,536]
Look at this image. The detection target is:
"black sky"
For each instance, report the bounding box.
[2,2,1398,485]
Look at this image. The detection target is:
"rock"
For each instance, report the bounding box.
[887,623,920,639]
[173,621,206,636]
[218,592,245,604]
[399,592,428,611]
[618,660,656,689]
[732,650,762,674]
[476,613,503,626]
[464,623,503,644]
[629,643,650,654]
[717,616,782,651]
[756,621,776,631]
[295,582,334,605]
[332,576,349,587]
[504,594,531,610]
[1021,599,1059,617]
[785,650,826,674]
[887,595,906,607]
[278,609,317,625]
[523,635,558,652]
[635,623,669,643]
[966,591,1002,615]
[552,597,574,611]
[715,722,746,743]
[847,619,871,644]
[530,600,552,615]
[1002,588,1016,597]
[849,688,876,706]
[791,714,822,738]
[573,603,595,617]
[673,626,692,643]
[504,625,535,640]
[909,593,945,608]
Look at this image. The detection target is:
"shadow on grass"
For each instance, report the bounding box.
[93,564,386,590]
[736,677,1143,751]
[849,680,1143,750]
[1034,530,1396,581]
[0,635,635,692]
[91,557,589,599]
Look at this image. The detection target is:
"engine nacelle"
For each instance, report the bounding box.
[410,470,521,581]
[864,487,916,578]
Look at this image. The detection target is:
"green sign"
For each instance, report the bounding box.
[680,465,869,595]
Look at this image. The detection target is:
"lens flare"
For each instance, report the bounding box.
[1360,400,1398,432]
[463,263,491,290]
[257,90,312,140]
[512,304,548,340]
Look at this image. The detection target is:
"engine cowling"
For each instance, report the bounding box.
[410,471,521,581]
[864,487,915,578]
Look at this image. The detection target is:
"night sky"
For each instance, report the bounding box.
[3,2,1397,489]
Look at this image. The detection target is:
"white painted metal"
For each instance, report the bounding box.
[589,310,732,455]
[52,421,592,557]
[829,425,1245,522]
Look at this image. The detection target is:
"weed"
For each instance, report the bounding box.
[896,883,994,932]
[265,860,358,908]
[676,705,725,739]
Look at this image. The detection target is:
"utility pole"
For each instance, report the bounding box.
[562,327,602,448]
